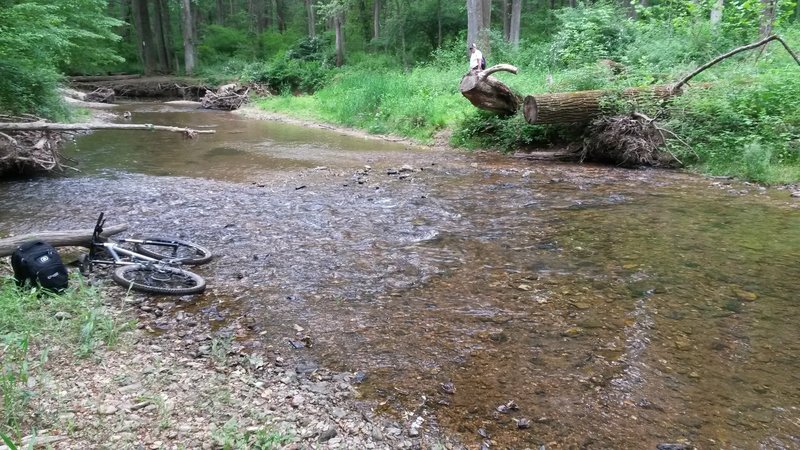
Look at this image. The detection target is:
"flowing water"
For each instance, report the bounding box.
[1,104,799,449]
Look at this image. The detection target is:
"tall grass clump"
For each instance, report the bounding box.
[666,48,800,182]
[0,276,133,439]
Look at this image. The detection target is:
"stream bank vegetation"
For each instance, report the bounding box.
[2,0,800,182]
[0,276,133,443]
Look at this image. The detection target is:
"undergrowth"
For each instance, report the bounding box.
[0,275,134,441]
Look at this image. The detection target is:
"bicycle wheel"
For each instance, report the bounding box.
[133,237,212,265]
[112,264,206,295]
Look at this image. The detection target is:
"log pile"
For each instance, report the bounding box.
[200,83,250,110]
[0,115,73,176]
[70,76,210,100]
[84,87,116,104]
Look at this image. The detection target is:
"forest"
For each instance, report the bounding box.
[1,0,799,182]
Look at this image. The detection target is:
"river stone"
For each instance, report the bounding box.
[98,403,119,415]
[791,191,800,198]
[318,428,337,442]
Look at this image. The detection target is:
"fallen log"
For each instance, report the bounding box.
[0,122,215,137]
[523,85,675,125]
[69,74,142,82]
[459,64,521,116]
[0,224,127,257]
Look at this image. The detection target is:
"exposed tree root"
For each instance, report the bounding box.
[0,115,75,177]
[580,115,681,168]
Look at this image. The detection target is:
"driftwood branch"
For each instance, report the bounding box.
[672,34,800,93]
[477,64,519,80]
[0,122,215,138]
[0,224,128,257]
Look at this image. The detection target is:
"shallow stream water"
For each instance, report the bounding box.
[1,104,799,449]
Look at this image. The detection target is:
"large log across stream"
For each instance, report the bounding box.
[459,64,522,116]
[0,224,127,257]
[523,85,676,125]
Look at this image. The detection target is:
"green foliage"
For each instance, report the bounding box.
[236,37,336,94]
[0,0,122,117]
[0,276,134,437]
[550,2,634,68]
[213,419,293,450]
[199,25,254,63]
[451,111,579,152]
[667,53,800,182]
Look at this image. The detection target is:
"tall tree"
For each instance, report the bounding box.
[467,0,490,54]
[710,0,724,27]
[334,8,345,66]
[502,0,511,41]
[131,0,158,74]
[306,0,316,37]
[215,0,225,24]
[759,0,777,37]
[152,0,171,73]
[509,0,521,48]
[373,0,381,40]
[181,0,196,75]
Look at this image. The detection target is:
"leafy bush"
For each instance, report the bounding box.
[550,2,634,68]
[199,25,254,63]
[452,110,580,152]
[0,0,121,118]
[668,61,800,182]
[0,60,67,119]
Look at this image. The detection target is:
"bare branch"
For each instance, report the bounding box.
[672,34,800,94]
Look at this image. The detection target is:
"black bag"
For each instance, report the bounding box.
[480,56,486,70]
[11,240,69,292]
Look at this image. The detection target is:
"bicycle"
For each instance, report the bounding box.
[79,212,213,295]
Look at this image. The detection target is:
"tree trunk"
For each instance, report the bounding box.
[510,0,521,48]
[0,225,128,258]
[710,0,723,27]
[373,0,381,40]
[273,0,286,32]
[466,0,482,51]
[459,64,521,115]
[151,0,169,73]
[132,0,158,75]
[157,0,174,72]
[759,0,777,38]
[523,86,675,124]
[181,0,196,75]
[215,0,225,24]
[502,0,511,41]
[334,10,345,67]
[306,0,316,38]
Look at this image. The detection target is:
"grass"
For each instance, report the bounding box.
[213,418,294,450]
[0,275,134,440]
[248,21,800,183]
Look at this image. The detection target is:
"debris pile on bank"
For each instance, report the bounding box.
[0,115,72,177]
[201,83,249,110]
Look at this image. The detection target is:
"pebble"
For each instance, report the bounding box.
[291,394,305,407]
[98,403,119,415]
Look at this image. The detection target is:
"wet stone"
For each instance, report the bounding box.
[318,428,337,442]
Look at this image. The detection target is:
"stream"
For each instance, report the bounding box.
[1,104,799,449]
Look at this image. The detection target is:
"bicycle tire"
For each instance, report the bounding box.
[112,264,206,295]
[133,237,212,265]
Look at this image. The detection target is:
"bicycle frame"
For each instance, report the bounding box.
[87,240,161,267]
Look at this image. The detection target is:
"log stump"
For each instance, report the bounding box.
[459,65,521,116]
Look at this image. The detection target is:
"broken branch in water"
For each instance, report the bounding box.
[0,122,215,138]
